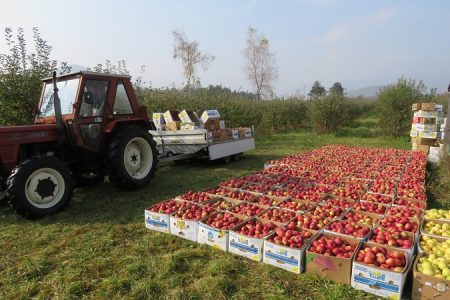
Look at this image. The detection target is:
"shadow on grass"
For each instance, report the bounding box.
[0,154,281,226]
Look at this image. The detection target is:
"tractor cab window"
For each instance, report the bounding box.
[113,81,133,115]
[79,80,109,117]
[40,77,80,117]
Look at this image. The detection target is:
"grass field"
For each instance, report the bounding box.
[1,119,447,299]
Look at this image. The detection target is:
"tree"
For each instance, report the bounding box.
[243,27,278,100]
[172,30,215,88]
[376,77,430,137]
[308,81,326,98]
[329,82,344,96]
[0,27,70,125]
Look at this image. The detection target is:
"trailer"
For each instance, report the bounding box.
[149,128,256,163]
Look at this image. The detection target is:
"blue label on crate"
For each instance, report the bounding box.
[230,241,258,253]
[353,275,399,292]
[146,219,167,228]
[208,231,214,240]
[265,252,298,266]
[369,270,386,281]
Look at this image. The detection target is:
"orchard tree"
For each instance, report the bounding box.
[308,81,326,98]
[0,27,70,125]
[172,30,215,88]
[329,82,344,96]
[243,27,278,100]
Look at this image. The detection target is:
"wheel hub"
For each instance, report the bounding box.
[25,168,65,208]
[35,177,57,199]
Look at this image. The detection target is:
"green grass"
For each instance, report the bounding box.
[1,123,443,300]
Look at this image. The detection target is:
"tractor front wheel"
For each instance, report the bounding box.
[6,156,73,217]
[106,126,157,190]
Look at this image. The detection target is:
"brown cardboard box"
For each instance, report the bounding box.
[165,121,181,131]
[412,253,450,300]
[421,103,438,111]
[413,144,430,154]
[412,103,421,111]
[203,119,221,131]
[305,232,360,285]
[412,137,437,146]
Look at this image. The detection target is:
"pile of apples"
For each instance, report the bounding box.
[172,204,216,221]
[419,235,450,256]
[148,199,191,214]
[386,206,422,219]
[361,193,393,205]
[220,178,249,189]
[355,244,407,272]
[393,197,426,210]
[368,178,397,195]
[295,214,333,230]
[255,195,284,207]
[209,199,236,211]
[243,183,273,194]
[327,220,371,238]
[416,255,450,280]
[267,226,314,248]
[370,227,414,249]
[352,201,387,215]
[424,209,450,220]
[309,204,344,219]
[234,219,276,238]
[259,208,297,224]
[204,212,243,230]
[343,211,380,227]
[223,190,257,202]
[230,202,265,217]
[178,191,214,203]
[423,221,450,238]
[308,235,357,258]
[379,216,419,233]
[320,196,355,209]
[279,199,316,212]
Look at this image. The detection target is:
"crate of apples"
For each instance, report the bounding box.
[254,195,286,207]
[219,178,249,189]
[229,218,277,261]
[264,225,316,274]
[229,202,265,217]
[354,244,407,272]
[278,199,316,212]
[170,204,217,242]
[331,183,365,200]
[422,219,450,238]
[386,206,422,219]
[361,192,393,205]
[325,220,372,240]
[259,208,297,225]
[242,183,273,195]
[147,199,191,215]
[320,196,355,209]
[393,197,426,210]
[308,234,358,258]
[424,209,450,221]
[309,203,345,219]
[145,199,192,233]
[202,211,245,230]
[343,210,381,227]
[222,190,257,202]
[295,213,333,231]
[370,227,414,251]
[208,198,240,211]
[368,179,396,195]
[177,191,215,203]
[172,204,216,221]
[352,201,388,216]
[379,216,419,233]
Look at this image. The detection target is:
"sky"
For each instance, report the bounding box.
[1,0,450,96]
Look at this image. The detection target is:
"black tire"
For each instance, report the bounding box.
[74,171,105,187]
[105,126,157,190]
[232,153,243,161]
[222,156,232,164]
[6,156,73,218]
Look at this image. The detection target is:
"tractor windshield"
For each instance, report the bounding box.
[40,76,80,117]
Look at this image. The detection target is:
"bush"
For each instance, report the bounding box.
[376,78,432,137]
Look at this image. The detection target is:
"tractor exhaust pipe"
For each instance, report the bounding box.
[52,71,64,140]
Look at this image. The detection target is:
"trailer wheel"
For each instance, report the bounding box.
[6,156,73,217]
[232,153,243,161]
[106,126,157,190]
[222,156,232,164]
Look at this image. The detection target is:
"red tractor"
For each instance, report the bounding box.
[0,71,158,217]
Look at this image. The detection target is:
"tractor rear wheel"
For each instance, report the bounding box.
[106,126,157,190]
[6,156,73,217]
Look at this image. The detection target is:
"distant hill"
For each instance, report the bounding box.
[347,86,381,99]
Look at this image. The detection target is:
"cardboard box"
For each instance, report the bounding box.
[413,103,443,112]
[324,220,372,242]
[416,235,448,254]
[414,111,444,118]
[411,137,437,146]
[412,124,440,132]
[263,228,317,274]
[412,253,450,300]
[420,219,450,240]
[231,129,239,139]
[200,109,220,123]
[163,109,181,124]
[228,218,276,262]
[305,232,360,285]
[351,242,413,299]
[145,199,191,233]
[412,103,421,111]
[178,109,199,123]
[180,122,200,130]
[428,146,442,163]
[169,205,214,242]
[413,117,446,125]
[368,231,416,261]
[413,144,430,154]
[165,121,181,131]
[197,211,247,251]
[152,113,165,130]
[419,131,442,139]
[203,119,221,131]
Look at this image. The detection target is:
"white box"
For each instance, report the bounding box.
[244,128,252,138]
[412,124,439,131]
[351,245,413,299]
[169,216,199,242]
[178,110,199,123]
[219,120,226,129]
[152,113,165,130]
[435,104,444,112]
[231,129,239,139]
[414,111,444,118]
[145,209,170,233]
[263,233,313,274]
[200,110,220,123]
[418,131,442,139]
[197,222,229,251]
[410,130,418,137]
[229,231,264,261]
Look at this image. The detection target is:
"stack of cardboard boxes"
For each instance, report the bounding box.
[410,103,446,161]
[152,109,252,143]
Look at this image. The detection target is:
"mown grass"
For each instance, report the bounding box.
[0,119,439,299]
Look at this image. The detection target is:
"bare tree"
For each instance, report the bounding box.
[243,27,277,100]
[172,30,215,88]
